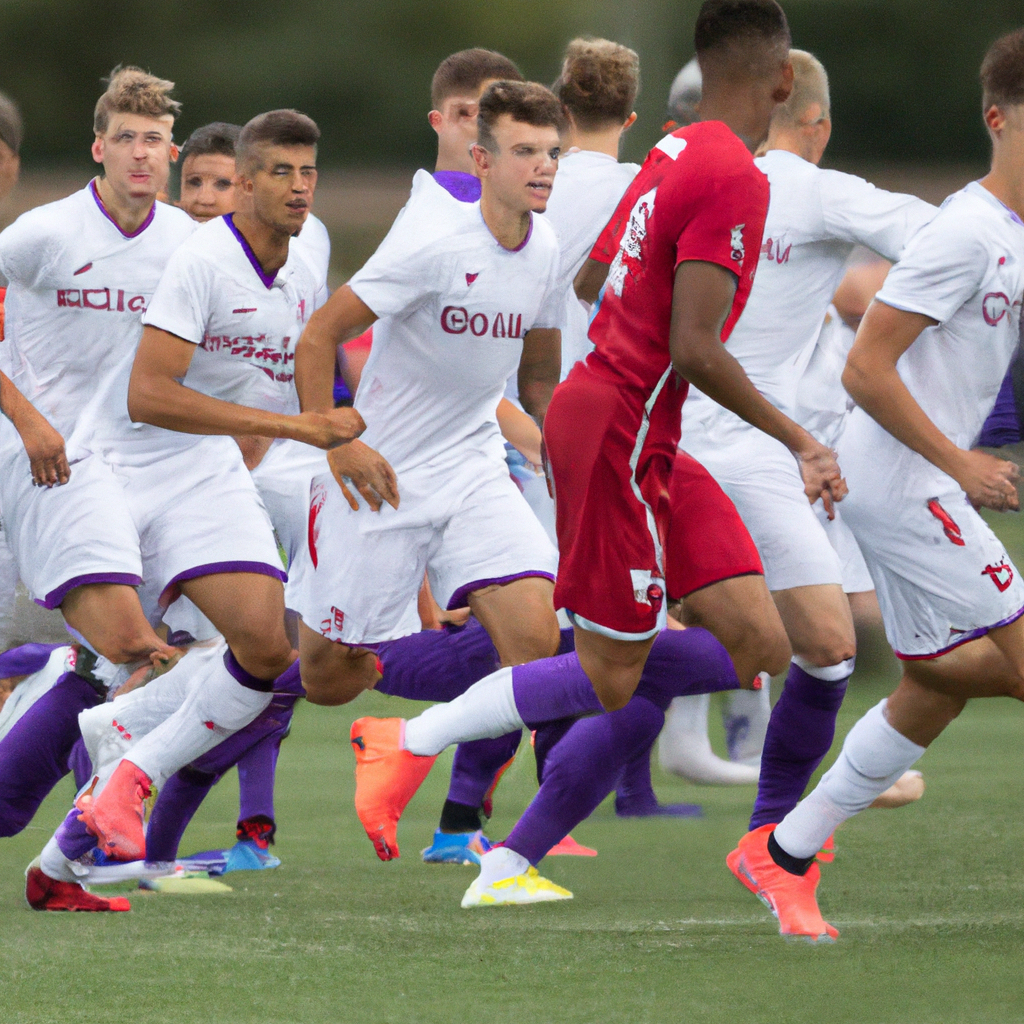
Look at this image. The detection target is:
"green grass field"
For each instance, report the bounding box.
[3,509,1024,1023]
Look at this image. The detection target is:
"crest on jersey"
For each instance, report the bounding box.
[730,224,746,262]
[981,560,1014,592]
[607,187,658,297]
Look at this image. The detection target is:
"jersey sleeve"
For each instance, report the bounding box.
[875,205,987,324]
[0,212,64,290]
[142,246,213,344]
[347,217,441,319]
[818,171,936,262]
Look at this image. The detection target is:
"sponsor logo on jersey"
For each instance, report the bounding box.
[56,288,146,312]
[630,568,664,608]
[465,272,479,286]
[308,479,328,569]
[607,186,657,298]
[982,291,1022,326]
[730,224,746,262]
[200,332,295,383]
[981,559,1014,592]
[440,306,523,338]
[927,498,965,546]
[320,606,345,639]
[760,236,791,265]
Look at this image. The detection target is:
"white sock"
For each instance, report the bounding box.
[657,694,760,785]
[125,653,272,786]
[477,846,530,886]
[724,675,771,764]
[403,667,522,757]
[774,699,926,859]
[792,655,856,682]
[39,835,78,882]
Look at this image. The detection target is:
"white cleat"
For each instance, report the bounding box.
[461,847,573,908]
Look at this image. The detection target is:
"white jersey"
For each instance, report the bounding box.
[540,149,638,381]
[792,305,857,450]
[349,170,562,476]
[0,182,195,445]
[685,150,935,436]
[294,212,330,296]
[869,181,1024,450]
[91,214,323,462]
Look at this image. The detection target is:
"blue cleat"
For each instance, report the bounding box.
[421,829,492,865]
[220,839,281,874]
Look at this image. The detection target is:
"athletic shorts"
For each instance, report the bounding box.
[294,452,557,648]
[664,451,764,600]
[545,362,685,641]
[685,420,844,592]
[839,410,1024,659]
[816,507,874,595]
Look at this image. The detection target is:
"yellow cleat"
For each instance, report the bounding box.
[461,866,573,908]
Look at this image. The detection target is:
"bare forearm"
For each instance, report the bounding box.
[295,313,338,415]
[0,371,34,428]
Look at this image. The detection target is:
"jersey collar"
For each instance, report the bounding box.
[484,209,534,253]
[967,180,1024,228]
[89,179,156,238]
[224,212,280,289]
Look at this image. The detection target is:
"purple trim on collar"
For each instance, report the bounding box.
[433,170,481,203]
[224,213,279,289]
[509,213,534,252]
[0,643,63,679]
[89,180,155,239]
[895,603,1024,660]
[968,180,1024,227]
[446,570,555,611]
[38,572,143,610]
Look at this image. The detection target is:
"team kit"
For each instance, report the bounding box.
[0,0,1023,943]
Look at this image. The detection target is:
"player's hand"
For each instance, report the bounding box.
[18,414,70,487]
[957,449,1020,512]
[795,437,847,520]
[327,439,400,512]
[299,407,366,450]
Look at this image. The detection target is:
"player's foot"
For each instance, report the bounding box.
[546,834,597,857]
[25,864,130,912]
[216,816,281,873]
[481,754,517,820]
[870,770,925,809]
[726,825,838,943]
[614,793,703,818]
[461,847,573,908]
[421,828,492,865]
[76,760,151,862]
[351,717,436,861]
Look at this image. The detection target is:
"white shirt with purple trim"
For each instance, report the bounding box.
[90,213,325,463]
[0,181,195,446]
[349,170,562,477]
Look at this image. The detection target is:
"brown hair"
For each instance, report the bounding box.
[431,49,523,109]
[477,81,565,152]
[236,109,320,176]
[180,122,241,165]
[980,29,1024,112]
[93,66,180,136]
[555,37,639,131]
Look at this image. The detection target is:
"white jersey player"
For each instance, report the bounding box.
[732,28,1024,942]
[291,80,566,715]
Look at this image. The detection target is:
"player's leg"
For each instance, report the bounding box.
[467,576,561,666]
[61,583,178,665]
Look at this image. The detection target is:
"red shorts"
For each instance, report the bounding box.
[546,364,762,639]
[664,450,763,600]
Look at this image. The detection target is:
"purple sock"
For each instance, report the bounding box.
[446,732,522,810]
[749,662,850,830]
[0,672,102,837]
[68,738,93,790]
[504,696,665,864]
[512,627,740,728]
[145,765,219,863]
[56,806,97,861]
[236,734,281,822]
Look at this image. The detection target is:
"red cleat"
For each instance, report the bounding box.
[76,760,151,862]
[546,834,597,857]
[26,866,130,912]
[726,824,838,942]
[350,718,436,861]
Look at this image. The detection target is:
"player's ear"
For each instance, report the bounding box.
[91,136,104,165]
[470,143,490,175]
[772,60,795,104]
[169,143,180,164]
[623,112,638,131]
[428,109,443,135]
[984,104,1006,137]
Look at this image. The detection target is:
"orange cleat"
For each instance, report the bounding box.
[350,718,436,861]
[727,824,838,943]
[76,760,151,862]
[546,834,597,857]
[815,833,836,864]
[26,866,130,912]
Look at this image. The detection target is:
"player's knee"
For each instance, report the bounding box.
[300,657,373,707]
[793,627,856,669]
[96,626,162,665]
[756,621,792,677]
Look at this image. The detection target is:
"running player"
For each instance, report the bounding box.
[729,28,1024,941]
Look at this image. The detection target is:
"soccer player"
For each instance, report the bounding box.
[176,121,239,222]
[729,28,1024,941]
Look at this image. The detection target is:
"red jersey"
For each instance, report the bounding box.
[587,121,768,403]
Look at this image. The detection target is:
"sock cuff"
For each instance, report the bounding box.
[872,699,927,760]
[223,649,274,692]
[792,655,855,684]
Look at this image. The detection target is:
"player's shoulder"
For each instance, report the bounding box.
[528,211,559,252]
[755,148,821,188]
[151,200,198,242]
[1,184,94,239]
[918,184,1012,251]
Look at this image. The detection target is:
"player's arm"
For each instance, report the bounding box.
[295,285,377,415]
[128,327,364,449]
[574,258,610,304]
[844,300,1019,510]
[497,397,542,466]
[518,328,560,428]
[669,260,846,513]
[0,371,70,487]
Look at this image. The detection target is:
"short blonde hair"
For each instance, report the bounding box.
[93,66,180,136]
[772,49,830,126]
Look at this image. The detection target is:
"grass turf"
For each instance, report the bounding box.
[3,510,1024,1023]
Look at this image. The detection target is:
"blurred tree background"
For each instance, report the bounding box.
[1,0,1021,170]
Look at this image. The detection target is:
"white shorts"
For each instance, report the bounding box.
[839,410,1024,659]
[684,422,843,592]
[815,507,875,595]
[294,454,557,647]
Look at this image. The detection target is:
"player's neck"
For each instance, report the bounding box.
[230,211,293,276]
[434,145,476,177]
[980,151,1024,222]
[94,176,156,235]
[479,185,530,250]
[566,125,623,159]
[695,91,767,153]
